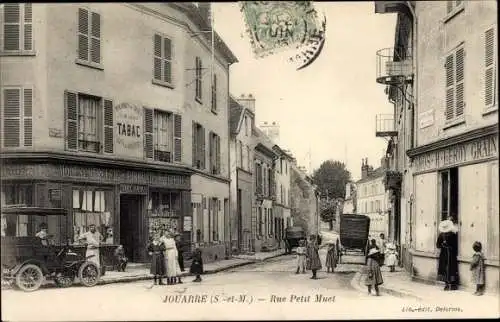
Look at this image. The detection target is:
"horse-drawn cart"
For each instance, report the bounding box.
[337,214,370,264]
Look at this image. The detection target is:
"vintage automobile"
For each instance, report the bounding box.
[284,226,306,253]
[1,206,100,292]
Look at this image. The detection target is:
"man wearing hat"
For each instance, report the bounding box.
[436,217,459,291]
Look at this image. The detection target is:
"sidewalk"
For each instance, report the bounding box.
[353,266,499,303]
[100,248,287,285]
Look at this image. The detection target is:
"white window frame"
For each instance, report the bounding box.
[152,32,174,88]
[153,110,173,161]
[77,94,102,153]
[1,3,34,55]
[1,85,33,148]
[484,25,498,113]
[76,6,103,70]
[444,0,464,23]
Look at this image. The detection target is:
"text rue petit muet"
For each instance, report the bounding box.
[270,294,336,303]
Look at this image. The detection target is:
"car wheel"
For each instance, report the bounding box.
[78,261,99,287]
[15,264,44,292]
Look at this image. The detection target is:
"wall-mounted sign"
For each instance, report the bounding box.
[114,103,143,159]
[419,109,434,129]
[412,134,498,173]
[183,217,192,232]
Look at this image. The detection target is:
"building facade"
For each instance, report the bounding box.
[376,1,499,292]
[343,182,357,214]
[0,3,237,263]
[272,145,293,248]
[228,95,255,253]
[290,162,319,236]
[355,158,390,240]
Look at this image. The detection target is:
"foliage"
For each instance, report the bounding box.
[312,160,351,200]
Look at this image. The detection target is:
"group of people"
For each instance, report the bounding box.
[294,234,338,279]
[148,230,203,286]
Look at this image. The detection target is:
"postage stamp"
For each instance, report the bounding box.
[240,1,326,62]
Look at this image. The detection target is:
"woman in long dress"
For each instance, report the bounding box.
[306,235,322,279]
[162,230,181,285]
[436,218,459,291]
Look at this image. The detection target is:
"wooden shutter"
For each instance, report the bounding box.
[103,99,113,153]
[23,4,32,51]
[4,4,20,51]
[485,28,496,107]
[212,74,217,111]
[23,88,33,147]
[90,12,101,64]
[216,134,221,174]
[455,47,465,116]
[65,91,78,151]
[200,125,206,169]
[208,131,214,172]
[173,114,182,162]
[192,122,197,166]
[447,1,453,14]
[164,37,172,83]
[78,8,89,61]
[3,89,21,147]
[445,53,454,120]
[144,107,154,159]
[153,34,162,81]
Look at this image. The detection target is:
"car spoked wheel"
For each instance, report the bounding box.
[78,262,99,287]
[15,264,44,292]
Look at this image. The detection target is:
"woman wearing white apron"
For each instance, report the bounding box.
[162,230,181,285]
[79,224,103,271]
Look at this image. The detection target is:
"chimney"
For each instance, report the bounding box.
[361,158,368,179]
[197,3,212,27]
[236,93,256,114]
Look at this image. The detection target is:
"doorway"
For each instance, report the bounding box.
[120,194,143,263]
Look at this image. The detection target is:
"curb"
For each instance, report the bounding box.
[351,271,423,301]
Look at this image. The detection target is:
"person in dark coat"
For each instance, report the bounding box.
[174,234,185,272]
[306,235,322,279]
[325,242,338,273]
[190,248,204,282]
[147,234,166,285]
[436,218,459,291]
[470,241,486,296]
[365,248,384,296]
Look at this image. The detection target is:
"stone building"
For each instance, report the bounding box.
[272,144,293,246]
[0,3,237,263]
[290,162,319,236]
[375,1,498,291]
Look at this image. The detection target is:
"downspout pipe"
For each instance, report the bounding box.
[406,1,417,149]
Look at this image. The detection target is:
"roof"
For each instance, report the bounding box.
[229,97,244,134]
[356,166,386,184]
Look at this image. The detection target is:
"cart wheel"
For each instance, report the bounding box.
[15,264,44,292]
[78,261,99,287]
[55,275,74,288]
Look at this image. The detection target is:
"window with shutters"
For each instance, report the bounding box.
[211,74,217,113]
[77,7,102,68]
[258,207,263,236]
[484,27,497,111]
[65,91,113,154]
[444,0,464,22]
[195,57,203,103]
[1,3,33,54]
[255,162,263,194]
[2,87,33,148]
[247,146,251,172]
[444,45,465,125]
[209,131,221,175]
[192,122,205,169]
[152,33,173,88]
[153,110,173,162]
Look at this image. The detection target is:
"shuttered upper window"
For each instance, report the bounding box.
[485,27,497,110]
[77,8,101,66]
[144,107,182,162]
[2,3,33,53]
[445,45,465,123]
[64,91,113,154]
[2,87,33,148]
[211,74,217,112]
[153,34,173,86]
[192,122,205,169]
[208,131,221,175]
[195,57,203,102]
[445,0,464,21]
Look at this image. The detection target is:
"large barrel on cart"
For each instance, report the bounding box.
[338,214,370,261]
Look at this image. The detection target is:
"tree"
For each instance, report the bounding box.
[312,160,351,200]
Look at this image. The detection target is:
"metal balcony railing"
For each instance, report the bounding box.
[376,47,413,85]
[375,114,398,138]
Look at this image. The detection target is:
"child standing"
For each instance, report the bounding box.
[325,242,338,273]
[114,244,128,272]
[384,242,398,272]
[470,241,486,296]
[295,239,307,274]
[147,234,166,285]
[365,248,384,296]
[190,248,204,282]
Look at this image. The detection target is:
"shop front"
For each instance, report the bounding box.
[1,159,192,264]
[408,126,498,292]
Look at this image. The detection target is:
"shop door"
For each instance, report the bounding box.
[120,194,143,263]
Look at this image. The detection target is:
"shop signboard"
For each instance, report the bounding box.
[114,103,144,159]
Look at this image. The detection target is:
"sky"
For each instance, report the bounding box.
[212,2,397,180]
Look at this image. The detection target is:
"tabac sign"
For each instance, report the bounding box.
[114,103,143,159]
[412,134,498,173]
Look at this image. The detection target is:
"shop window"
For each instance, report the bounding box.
[1,214,28,237]
[72,189,113,242]
[439,168,459,221]
[148,191,181,239]
[2,184,33,206]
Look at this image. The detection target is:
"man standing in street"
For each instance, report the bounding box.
[80,224,103,272]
